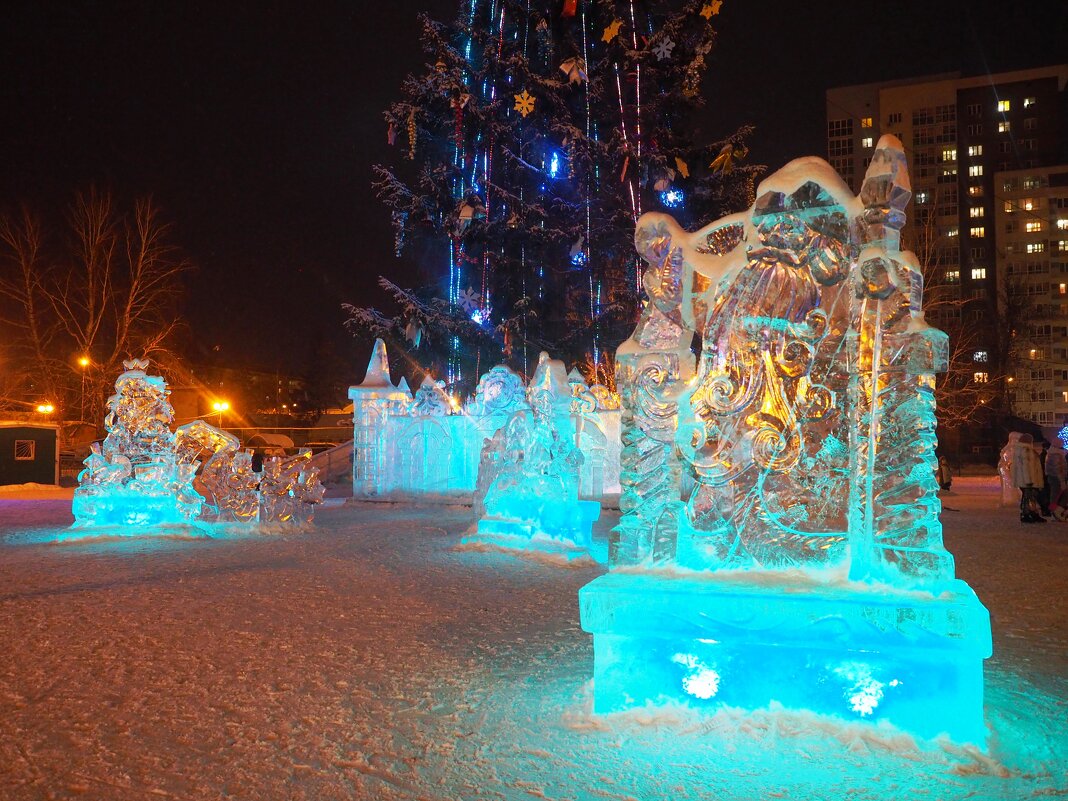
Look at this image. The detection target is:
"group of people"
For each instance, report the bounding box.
[1000,433,1068,523]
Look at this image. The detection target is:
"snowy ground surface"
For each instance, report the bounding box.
[1,476,1065,800]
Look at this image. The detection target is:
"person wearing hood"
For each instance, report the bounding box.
[1046,440,1068,520]
[1012,433,1046,523]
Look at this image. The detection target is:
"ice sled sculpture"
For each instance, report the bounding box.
[466,353,600,556]
[73,359,324,533]
[580,138,992,744]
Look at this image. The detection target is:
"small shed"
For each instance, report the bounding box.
[0,422,59,486]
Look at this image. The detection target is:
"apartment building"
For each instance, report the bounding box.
[827,65,1068,440]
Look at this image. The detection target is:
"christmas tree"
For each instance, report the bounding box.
[345,0,760,392]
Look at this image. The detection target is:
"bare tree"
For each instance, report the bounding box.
[0,190,191,423]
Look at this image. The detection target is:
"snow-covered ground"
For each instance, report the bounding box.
[0,476,1065,800]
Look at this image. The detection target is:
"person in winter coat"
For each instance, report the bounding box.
[1045,442,1067,520]
[936,453,952,491]
[1012,434,1046,523]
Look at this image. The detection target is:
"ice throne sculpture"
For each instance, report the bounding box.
[580,137,992,744]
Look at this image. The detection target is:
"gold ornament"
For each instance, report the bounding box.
[514,90,536,117]
[602,19,623,43]
[406,108,417,160]
[675,156,690,178]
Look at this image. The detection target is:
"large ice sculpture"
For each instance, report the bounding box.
[466,353,600,556]
[73,359,324,533]
[580,138,992,744]
[73,359,204,529]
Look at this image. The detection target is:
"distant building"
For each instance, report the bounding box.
[827,65,1068,450]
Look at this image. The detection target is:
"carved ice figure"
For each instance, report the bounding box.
[466,365,529,417]
[581,138,992,745]
[468,353,600,554]
[72,359,203,529]
[259,449,324,524]
[72,359,325,532]
[411,376,453,416]
[998,432,1023,506]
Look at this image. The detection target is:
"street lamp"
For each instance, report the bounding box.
[77,356,91,422]
[36,403,55,415]
[212,400,230,429]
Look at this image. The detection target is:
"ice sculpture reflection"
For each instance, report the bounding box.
[72,359,324,534]
[580,137,992,744]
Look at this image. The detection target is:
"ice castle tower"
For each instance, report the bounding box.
[579,138,992,744]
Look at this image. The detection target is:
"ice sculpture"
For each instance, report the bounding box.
[466,353,600,556]
[580,138,992,744]
[73,359,324,533]
[73,359,204,530]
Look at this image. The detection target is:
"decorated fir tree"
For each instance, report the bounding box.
[345,0,760,392]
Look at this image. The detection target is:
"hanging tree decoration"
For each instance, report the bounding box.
[559,57,588,85]
[652,37,675,60]
[452,92,471,145]
[406,107,417,160]
[700,0,723,19]
[710,142,749,173]
[561,0,577,17]
[458,287,481,314]
[454,194,487,237]
[602,19,624,43]
[675,156,690,178]
[387,121,397,145]
[405,319,423,348]
[514,90,536,117]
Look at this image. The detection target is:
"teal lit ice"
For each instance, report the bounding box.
[580,137,993,745]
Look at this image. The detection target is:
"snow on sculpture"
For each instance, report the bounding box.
[72,359,323,534]
[580,138,992,745]
[466,352,600,556]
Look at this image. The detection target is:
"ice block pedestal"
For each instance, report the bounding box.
[580,572,992,744]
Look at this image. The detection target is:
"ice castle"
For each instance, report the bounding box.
[579,138,992,744]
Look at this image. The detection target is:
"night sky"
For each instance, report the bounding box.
[2,1,1065,373]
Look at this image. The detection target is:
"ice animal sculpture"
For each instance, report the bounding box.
[580,138,992,744]
[466,353,600,556]
[72,359,324,533]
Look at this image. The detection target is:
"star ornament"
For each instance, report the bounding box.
[602,19,623,43]
[514,90,536,117]
[652,37,675,60]
[458,287,481,313]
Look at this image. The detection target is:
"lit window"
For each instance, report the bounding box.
[861,117,873,128]
[974,372,989,383]
[1057,219,1068,230]
[945,269,960,283]
[997,99,1011,112]
[947,226,959,237]
[1022,199,1035,211]
[916,190,929,204]
[1026,242,1045,254]
[1060,283,1067,295]
[861,137,873,148]
[971,267,987,279]
[968,145,983,157]
[999,120,1011,133]
[974,350,988,362]
[1024,96,1036,108]
[941,148,957,162]
[970,226,985,238]
[969,185,983,197]
[969,206,984,218]
[968,165,983,177]
[1059,241,1068,252]
[1025,220,1043,233]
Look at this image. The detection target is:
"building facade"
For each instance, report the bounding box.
[827,65,1068,450]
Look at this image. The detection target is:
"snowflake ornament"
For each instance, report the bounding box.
[514,90,536,117]
[652,38,675,60]
[458,287,481,313]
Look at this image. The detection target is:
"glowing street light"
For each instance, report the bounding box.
[77,355,91,422]
[36,403,55,414]
[212,400,230,429]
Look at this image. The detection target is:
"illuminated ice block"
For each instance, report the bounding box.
[466,353,600,556]
[581,138,993,745]
[580,572,991,743]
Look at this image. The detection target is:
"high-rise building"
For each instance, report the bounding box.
[827,66,1068,450]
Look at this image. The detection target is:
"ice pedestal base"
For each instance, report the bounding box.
[72,487,200,531]
[579,572,992,745]
[464,500,601,557]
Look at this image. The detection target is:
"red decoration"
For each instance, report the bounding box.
[562,0,577,17]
